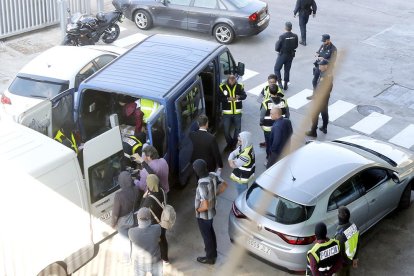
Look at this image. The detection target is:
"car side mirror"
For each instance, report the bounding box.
[391,171,400,183]
[236,62,245,76]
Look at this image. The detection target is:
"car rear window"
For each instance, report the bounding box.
[246,183,315,225]
[9,76,69,99]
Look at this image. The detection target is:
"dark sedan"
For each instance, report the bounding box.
[113,0,269,44]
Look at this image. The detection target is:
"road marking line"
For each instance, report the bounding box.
[327,100,356,122]
[350,112,392,135]
[119,26,127,32]
[242,69,259,82]
[286,89,313,109]
[389,124,414,149]
[247,81,267,96]
[113,33,148,48]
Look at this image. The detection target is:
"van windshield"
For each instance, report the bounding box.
[246,183,315,225]
[9,76,69,99]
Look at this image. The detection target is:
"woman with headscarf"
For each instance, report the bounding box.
[228,131,256,195]
[140,174,170,264]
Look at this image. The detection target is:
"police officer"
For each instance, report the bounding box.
[294,0,317,46]
[335,206,359,276]
[274,22,299,91]
[54,127,78,154]
[218,74,247,151]
[306,222,342,276]
[308,34,337,99]
[305,59,333,137]
[122,131,147,169]
[260,84,290,159]
[138,98,160,123]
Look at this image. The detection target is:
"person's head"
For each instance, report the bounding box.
[227,74,237,86]
[338,206,351,225]
[238,131,252,150]
[318,59,329,72]
[270,107,282,121]
[285,21,292,32]
[137,207,151,228]
[321,34,331,45]
[314,222,328,240]
[118,171,133,190]
[267,74,278,86]
[197,114,209,129]
[142,145,159,161]
[269,84,279,96]
[146,174,159,192]
[192,159,209,178]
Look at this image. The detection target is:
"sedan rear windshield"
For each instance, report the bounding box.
[246,183,315,225]
[8,76,69,99]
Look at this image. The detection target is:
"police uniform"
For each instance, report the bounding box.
[306,238,341,276]
[218,80,247,147]
[122,135,144,157]
[335,222,359,276]
[294,0,317,45]
[139,98,160,123]
[274,22,299,90]
[54,129,78,154]
[229,145,255,184]
[313,35,337,89]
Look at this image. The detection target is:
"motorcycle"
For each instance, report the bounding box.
[62,7,123,46]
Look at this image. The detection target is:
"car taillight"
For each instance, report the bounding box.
[232,202,247,219]
[248,12,258,22]
[265,227,316,245]
[1,94,11,105]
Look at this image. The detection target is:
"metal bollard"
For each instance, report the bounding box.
[57,0,69,39]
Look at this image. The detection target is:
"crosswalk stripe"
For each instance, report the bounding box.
[287,89,313,109]
[113,33,148,48]
[247,81,267,96]
[242,69,259,82]
[328,100,356,122]
[389,124,414,149]
[350,112,392,135]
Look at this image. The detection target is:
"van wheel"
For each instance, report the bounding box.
[37,263,67,276]
[134,10,153,30]
[398,183,412,209]
[213,23,235,44]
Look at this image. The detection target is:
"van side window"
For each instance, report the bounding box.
[327,179,362,211]
[88,151,124,203]
[219,51,235,82]
[178,83,203,132]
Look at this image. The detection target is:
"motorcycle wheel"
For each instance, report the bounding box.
[62,36,77,46]
[102,24,120,44]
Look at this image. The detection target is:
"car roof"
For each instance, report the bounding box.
[257,140,373,206]
[81,34,222,100]
[18,45,125,81]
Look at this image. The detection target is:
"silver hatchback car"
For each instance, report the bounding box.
[228,135,413,273]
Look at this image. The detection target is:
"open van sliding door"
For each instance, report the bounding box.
[174,78,205,187]
[147,106,167,159]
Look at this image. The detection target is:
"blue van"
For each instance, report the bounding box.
[20,34,245,186]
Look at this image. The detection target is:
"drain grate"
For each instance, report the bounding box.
[357,105,384,116]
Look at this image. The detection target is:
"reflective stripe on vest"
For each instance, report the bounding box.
[263,85,285,100]
[230,145,255,184]
[140,99,159,122]
[220,83,243,115]
[307,239,340,273]
[54,130,78,154]
[124,135,143,155]
[261,99,288,132]
[343,223,359,260]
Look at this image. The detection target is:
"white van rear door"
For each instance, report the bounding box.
[17,100,52,137]
[82,126,124,244]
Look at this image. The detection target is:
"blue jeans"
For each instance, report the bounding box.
[222,114,242,146]
[197,218,217,259]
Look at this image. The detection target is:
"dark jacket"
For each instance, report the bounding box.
[140,190,165,225]
[294,0,317,15]
[267,117,293,168]
[190,129,223,172]
[275,32,299,57]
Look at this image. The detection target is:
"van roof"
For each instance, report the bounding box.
[0,121,76,178]
[81,34,222,100]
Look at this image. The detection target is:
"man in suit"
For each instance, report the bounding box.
[190,115,223,174]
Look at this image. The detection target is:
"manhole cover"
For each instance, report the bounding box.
[357,105,384,116]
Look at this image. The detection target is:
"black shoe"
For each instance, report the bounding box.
[306,95,313,100]
[259,141,266,148]
[319,126,327,134]
[305,130,317,138]
[283,82,288,90]
[197,256,215,265]
[299,41,306,46]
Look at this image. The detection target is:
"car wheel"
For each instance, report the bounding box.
[134,10,153,30]
[102,24,120,44]
[398,182,412,209]
[213,23,235,44]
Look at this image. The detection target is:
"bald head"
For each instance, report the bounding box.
[270,107,282,120]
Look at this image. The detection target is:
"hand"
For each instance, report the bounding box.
[352,259,358,268]
[131,153,143,164]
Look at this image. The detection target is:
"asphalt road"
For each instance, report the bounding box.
[1,0,414,275]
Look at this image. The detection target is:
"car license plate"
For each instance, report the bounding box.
[257,14,269,27]
[247,238,272,255]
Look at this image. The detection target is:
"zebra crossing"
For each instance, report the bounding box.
[112,28,414,151]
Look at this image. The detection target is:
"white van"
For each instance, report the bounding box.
[0,121,124,275]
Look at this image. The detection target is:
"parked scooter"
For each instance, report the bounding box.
[62,7,123,46]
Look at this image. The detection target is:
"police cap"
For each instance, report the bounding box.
[321,34,330,42]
